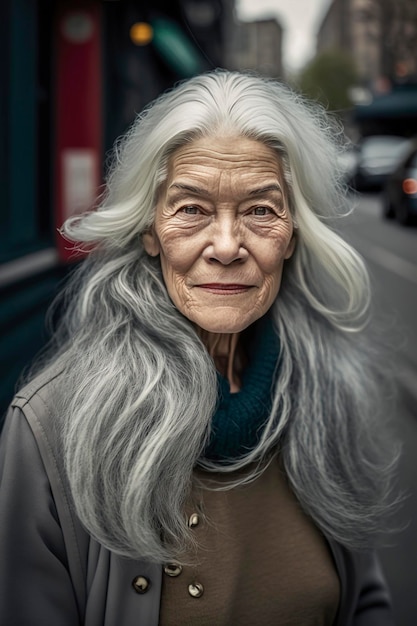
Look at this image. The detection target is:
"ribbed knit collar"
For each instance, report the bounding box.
[203,316,280,462]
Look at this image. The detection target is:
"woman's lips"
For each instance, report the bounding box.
[196,283,253,295]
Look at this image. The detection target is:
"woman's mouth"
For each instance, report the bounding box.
[196,283,253,295]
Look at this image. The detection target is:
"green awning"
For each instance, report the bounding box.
[150,17,208,78]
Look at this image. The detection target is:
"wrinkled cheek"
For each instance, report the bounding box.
[161,245,194,275]
[264,269,285,303]
[159,258,189,308]
[263,243,291,269]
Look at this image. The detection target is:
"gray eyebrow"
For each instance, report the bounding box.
[248,184,282,196]
[168,183,209,196]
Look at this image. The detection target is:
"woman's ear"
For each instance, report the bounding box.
[142,228,160,257]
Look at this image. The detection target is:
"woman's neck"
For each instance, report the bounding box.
[196,329,245,392]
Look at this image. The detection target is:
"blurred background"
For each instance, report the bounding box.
[1,0,416,622]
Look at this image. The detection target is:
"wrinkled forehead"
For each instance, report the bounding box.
[165,134,287,186]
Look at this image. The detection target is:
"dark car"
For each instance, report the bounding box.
[383,140,417,225]
[347,135,411,191]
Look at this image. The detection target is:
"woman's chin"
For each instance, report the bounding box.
[190,314,258,336]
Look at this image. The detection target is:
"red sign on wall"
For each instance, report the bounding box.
[54,1,102,262]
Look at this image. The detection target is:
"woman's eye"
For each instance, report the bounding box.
[251,206,272,216]
[181,206,200,215]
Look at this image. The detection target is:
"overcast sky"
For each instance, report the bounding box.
[236,0,331,71]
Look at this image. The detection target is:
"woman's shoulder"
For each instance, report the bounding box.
[6,363,72,505]
[12,362,66,414]
[3,365,93,603]
[8,364,71,502]
[8,363,67,448]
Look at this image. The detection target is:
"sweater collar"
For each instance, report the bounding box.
[203,315,280,462]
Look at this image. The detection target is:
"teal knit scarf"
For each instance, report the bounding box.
[204,316,280,462]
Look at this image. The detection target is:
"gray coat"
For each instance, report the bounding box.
[0,370,395,626]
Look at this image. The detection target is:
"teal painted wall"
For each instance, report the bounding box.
[0,266,71,423]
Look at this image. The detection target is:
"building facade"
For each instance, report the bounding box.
[228,18,283,78]
[317,0,417,90]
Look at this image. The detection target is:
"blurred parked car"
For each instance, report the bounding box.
[346,135,411,191]
[383,139,417,225]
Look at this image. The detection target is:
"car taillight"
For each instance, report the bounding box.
[402,178,417,195]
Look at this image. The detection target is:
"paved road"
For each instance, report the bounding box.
[342,193,417,395]
[340,193,417,626]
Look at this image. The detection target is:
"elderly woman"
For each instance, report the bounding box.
[0,71,397,625]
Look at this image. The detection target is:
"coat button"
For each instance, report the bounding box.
[132,575,151,594]
[164,563,183,577]
[188,513,200,528]
[188,582,204,598]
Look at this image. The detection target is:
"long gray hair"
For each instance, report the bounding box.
[39,71,398,563]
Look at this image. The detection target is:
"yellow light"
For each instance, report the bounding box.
[130,22,153,46]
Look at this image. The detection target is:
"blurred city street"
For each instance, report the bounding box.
[343,193,417,381]
[341,192,417,626]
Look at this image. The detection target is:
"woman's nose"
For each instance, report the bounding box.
[202,220,248,265]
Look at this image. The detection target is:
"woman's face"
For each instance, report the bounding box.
[143,135,296,334]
